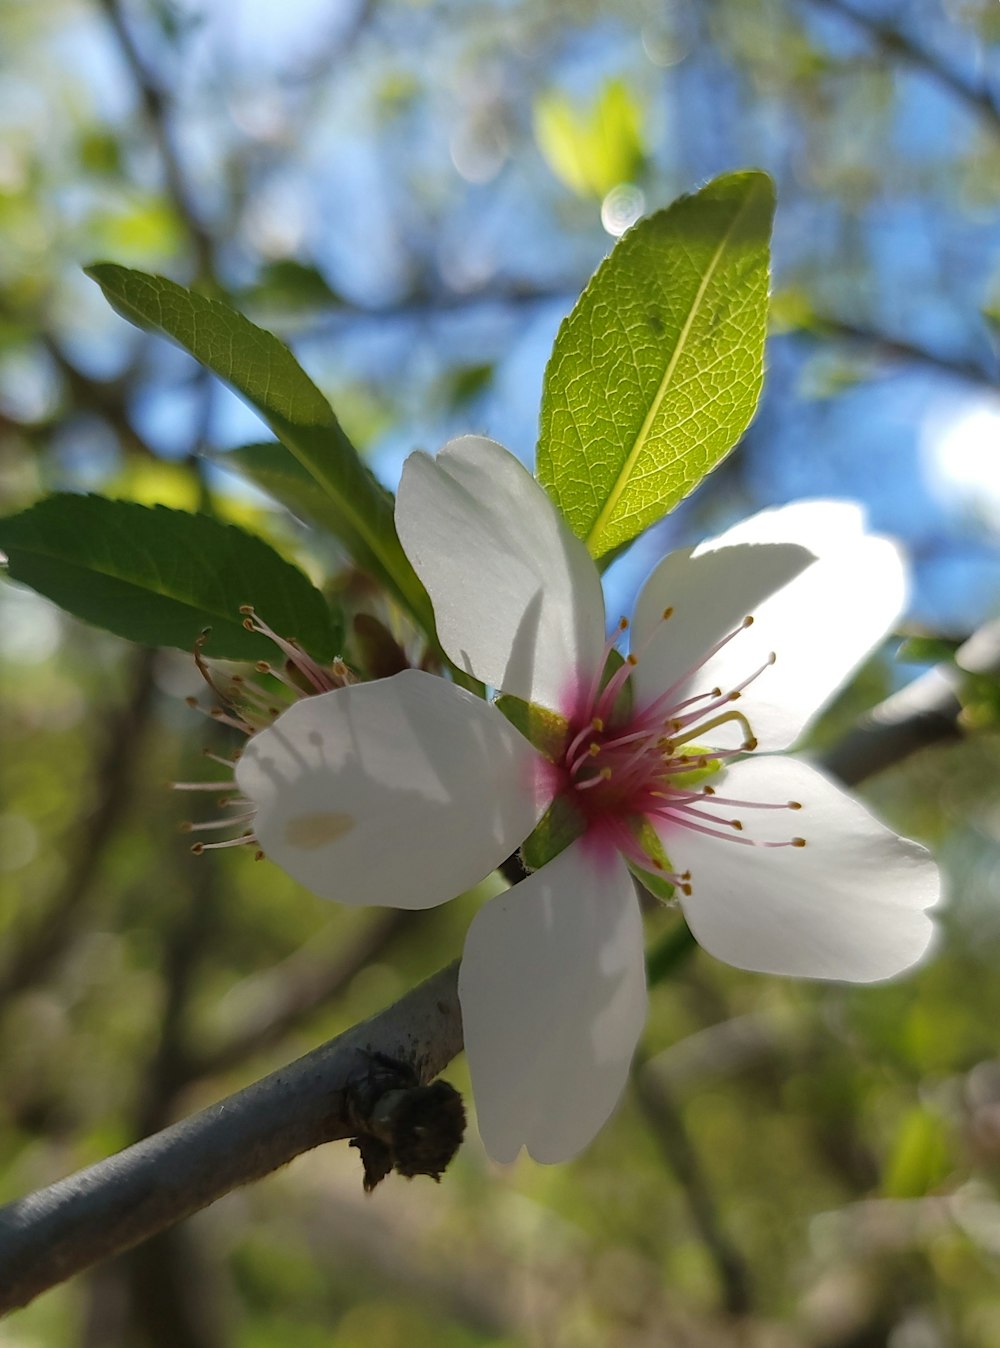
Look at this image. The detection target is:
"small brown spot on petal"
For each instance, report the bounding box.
[284,811,355,849]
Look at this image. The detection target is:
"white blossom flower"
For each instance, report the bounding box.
[232,436,939,1165]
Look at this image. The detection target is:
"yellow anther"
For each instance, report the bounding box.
[618,616,629,631]
[255,660,271,673]
[788,800,802,810]
[743,615,754,628]
[730,819,743,831]
[599,767,612,780]
[711,687,722,697]
[662,606,674,621]
[591,716,605,732]
[727,690,741,701]
[588,742,601,757]
[743,736,758,752]
[239,604,254,615]
[242,617,256,631]
[792,837,806,848]
[680,882,692,896]
[703,785,716,796]
[627,653,638,666]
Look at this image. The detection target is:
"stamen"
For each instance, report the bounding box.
[181,812,256,833]
[191,833,256,854]
[640,614,756,721]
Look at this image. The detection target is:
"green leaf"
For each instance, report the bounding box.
[84,264,432,632]
[537,170,774,559]
[0,495,341,661]
[534,78,645,199]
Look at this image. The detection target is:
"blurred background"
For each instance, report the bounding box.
[3,0,1000,1344]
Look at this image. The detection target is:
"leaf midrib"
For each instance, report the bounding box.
[584,183,761,553]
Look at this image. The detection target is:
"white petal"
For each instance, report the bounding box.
[235,669,545,909]
[396,435,605,711]
[460,842,647,1164]
[663,756,939,982]
[632,501,907,751]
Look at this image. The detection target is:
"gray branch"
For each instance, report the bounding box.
[0,963,462,1315]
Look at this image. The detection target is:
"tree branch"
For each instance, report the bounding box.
[800,0,1000,136]
[0,963,462,1314]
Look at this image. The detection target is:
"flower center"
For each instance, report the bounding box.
[558,611,805,894]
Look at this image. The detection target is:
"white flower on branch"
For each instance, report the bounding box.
[220,436,939,1165]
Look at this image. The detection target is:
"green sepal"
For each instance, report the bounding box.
[520,795,586,871]
[629,864,676,904]
[495,694,570,763]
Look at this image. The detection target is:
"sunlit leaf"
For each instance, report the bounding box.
[534,79,645,199]
[537,171,774,559]
[84,264,433,633]
[0,495,341,661]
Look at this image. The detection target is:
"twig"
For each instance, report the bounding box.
[800,0,1000,136]
[96,0,215,280]
[0,962,462,1314]
[185,909,414,1082]
[632,1060,755,1316]
[0,646,159,1000]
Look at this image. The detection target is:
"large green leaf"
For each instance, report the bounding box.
[537,171,774,559]
[84,264,432,632]
[0,495,341,661]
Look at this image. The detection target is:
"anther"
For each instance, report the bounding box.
[589,743,601,757]
[788,800,802,810]
[626,653,638,666]
[239,605,254,615]
[730,819,743,831]
[662,606,674,620]
[792,837,806,847]
[592,717,605,732]
[743,736,758,751]
[618,616,629,631]
[743,615,754,627]
[242,617,256,631]
[703,785,715,796]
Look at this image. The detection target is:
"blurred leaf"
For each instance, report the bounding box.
[86,198,183,265]
[0,495,341,661]
[84,264,433,634]
[238,259,344,314]
[537,170,774,559]
[896,635,961,666]
[882,1107,952,1199]
[534,78,645,198]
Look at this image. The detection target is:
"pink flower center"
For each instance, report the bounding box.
[557,610,805,895]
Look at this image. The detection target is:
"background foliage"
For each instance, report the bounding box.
[2,1,1000,1345]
